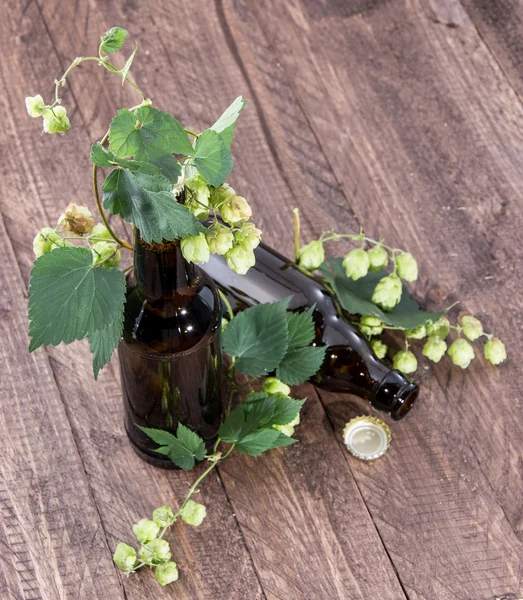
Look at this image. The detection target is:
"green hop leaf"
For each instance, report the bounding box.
[276,345,326,386]
[371,338,388,359]
[405,325,427,340]
[285,307,316,349]
[193,129,233,186]
[372,273,403,311]
[422,336,447,363]
[102,168,205,244]
[367,245,388,271]
[393,350,418,374]
[155,561,179,586]
[426,316,450,339]
[235,428,296,456]
[225,243,256,275]
[461,315,483,341]
[261,377,291,397]
[223,299,290,377]
[87,310,124,380]
[28,246,126,351]
[484,338,507,365]
[120,43,138,85]
[359,315,383,337]
[43,106,70,134]
[209,96,247,149]
[342,248,370,281]
[113,542,137,572]
[299,240,325,271]
[132,519,159,544]
[152,505,176,528]
[91,143,161,175]
[180,500,207,527]
[100,27,128,54]
[140,423,207,470]
[395,252,418,282]
[181,233,211,264]
[139,538,171,565]
[319,259,444,329]
[447,338,475,369]
[268,396,304,427]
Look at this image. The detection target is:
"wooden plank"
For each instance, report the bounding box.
[1,3,265,599]
[460,0,523,100]
[0,215,123,599]
[222,0,523,596]
[29,0,411,597]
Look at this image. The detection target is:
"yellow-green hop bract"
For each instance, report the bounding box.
[406,325,427,340]
[211,182,235,208]
[484,338,507,365]
[372,273,402,311]
[155,561,179,586]
[25,94,49,118]
[225,243,256,275]
[371,339,388,359]
[43,105,70,134]
[274,423,295,437]
[447,338,475,369]
[262,377,291,397]
[185,172,211,219]
[234,222,262,250]
[33,227,70,258]
[89,223,113,240]
[359,316,383,337]
[139,539,172,565]
[152,505,176,528]
[92,241,121,268]
[220,195,252,225]
[422,336,447,363]
[342,248,370,281]
[113,542,137,572]
[58,201,95,234]
[426,316,450,340]
[367,245,388,272]
[461,316,483,341]
[298,240,325,271]
[132,518,160,544]
[181,233,210,264]
[393,350,418,374]
[206,223,234,255]
[395,252,418,282]
[221,317,229,332]
[180,500,207,527]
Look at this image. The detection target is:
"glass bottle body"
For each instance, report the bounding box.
[204,243,418,420]
[120,236,222,468]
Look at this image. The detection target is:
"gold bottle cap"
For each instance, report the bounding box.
[342,416,391,461]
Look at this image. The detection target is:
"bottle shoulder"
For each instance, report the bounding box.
[123,268,220,354]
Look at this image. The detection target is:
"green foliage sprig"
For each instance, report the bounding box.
[292,209,507,373]
[113,299,320,586]
[26,27,262,379]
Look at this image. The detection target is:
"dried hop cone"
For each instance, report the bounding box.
[367,245,388,272]
[483,338,507,365]
[58,201,95,235]
[298,240,325,271]
[447,338,475,369]
[395,252,418,282]
[422,336,447,363]
[393,350,418,374]
[372,273,402,311]
[342,248,370,281]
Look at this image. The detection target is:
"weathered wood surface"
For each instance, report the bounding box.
[1,0,522,598]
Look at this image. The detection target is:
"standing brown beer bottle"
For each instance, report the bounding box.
[119,231,223,468]
[204,243,418,420]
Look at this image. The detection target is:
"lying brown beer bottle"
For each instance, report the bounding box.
[204,243,418,420]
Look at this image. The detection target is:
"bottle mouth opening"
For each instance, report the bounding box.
[390,383,419,421]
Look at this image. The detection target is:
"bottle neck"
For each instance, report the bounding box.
[134,232,197,300]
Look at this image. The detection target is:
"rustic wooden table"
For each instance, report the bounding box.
[1,1,522,599]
